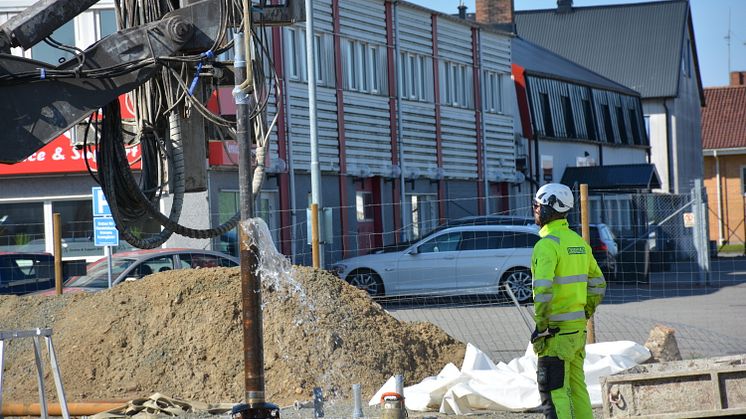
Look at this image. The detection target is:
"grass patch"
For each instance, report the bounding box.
[719,243,745,253]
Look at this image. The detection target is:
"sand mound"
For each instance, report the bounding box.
[0,266,465,405]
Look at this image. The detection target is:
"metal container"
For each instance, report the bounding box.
[601,354,746,418]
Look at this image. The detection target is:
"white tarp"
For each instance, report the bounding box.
[370,341,651,414]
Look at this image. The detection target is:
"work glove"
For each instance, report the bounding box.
[531,327,559,343]
[530,327,559,355]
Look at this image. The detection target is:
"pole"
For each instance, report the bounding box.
[580,184,595,344]
[392,2,407,243]
[311,203,320,268]
[106,246,113,289]
[305,0,323,267]
[53,213,63,295]
[233,27,271,413]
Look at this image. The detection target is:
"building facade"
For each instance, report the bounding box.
[702,72,746,246]
[0,1,517,266]
[513,0,705,194]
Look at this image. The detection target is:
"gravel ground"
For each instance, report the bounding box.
[182,404,605,419]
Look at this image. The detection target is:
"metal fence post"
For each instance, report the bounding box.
[692,179,710,286]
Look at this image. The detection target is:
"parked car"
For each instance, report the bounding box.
[571,224,619,281]
[32,248,238,295]
[371,215,537,254]
[332,225,540,303]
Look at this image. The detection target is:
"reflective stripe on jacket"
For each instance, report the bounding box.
[531,219,606,331]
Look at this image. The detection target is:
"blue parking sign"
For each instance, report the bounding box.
[94,217,119,247]
[92,187,111,217]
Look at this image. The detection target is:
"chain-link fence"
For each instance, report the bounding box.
[2,184,743,364]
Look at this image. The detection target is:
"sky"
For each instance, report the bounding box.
[407,0,746,88]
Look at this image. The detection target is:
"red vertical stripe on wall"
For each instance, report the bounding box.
[472,27,485,215]
[332,0,350,256]
[431,14,446,223]
[271,26,292,255]
[385,1,402,237]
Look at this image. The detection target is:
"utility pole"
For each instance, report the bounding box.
[305,0,323,268]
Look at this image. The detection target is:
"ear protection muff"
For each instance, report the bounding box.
[538,203,552,226]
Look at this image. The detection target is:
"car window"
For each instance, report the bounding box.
[136,256,175,277]
[67,258,136,288]
[502,232,540,248]
[418,232,462,253]
[460,231,503,250]
[178,253,232,269]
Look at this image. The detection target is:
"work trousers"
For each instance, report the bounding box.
[535,328,592,419]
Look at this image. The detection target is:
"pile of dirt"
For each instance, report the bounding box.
[0,266,466,406]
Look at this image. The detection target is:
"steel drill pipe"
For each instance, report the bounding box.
[1,401,127,416]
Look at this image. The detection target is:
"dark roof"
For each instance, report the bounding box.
[512,37,639,96]
[515,0,702,101]
[561,164,662,190]
[702,86,746,150]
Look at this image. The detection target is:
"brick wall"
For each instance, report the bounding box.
[475,0,513,25]
[705,154,746,244]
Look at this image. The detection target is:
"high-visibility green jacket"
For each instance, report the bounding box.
[531,219,606,332]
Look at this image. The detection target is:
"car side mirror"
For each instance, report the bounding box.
[408,247,419,255]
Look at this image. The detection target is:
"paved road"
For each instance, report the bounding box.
[384,257,746,363]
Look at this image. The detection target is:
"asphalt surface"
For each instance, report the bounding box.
[384,257,746,363]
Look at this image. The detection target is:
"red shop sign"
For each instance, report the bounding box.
[0,134,141,176]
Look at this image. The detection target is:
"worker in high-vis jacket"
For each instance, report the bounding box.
[530,183,606,419]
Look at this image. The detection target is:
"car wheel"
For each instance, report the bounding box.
[502,268,533,304]
[346,269,385,297]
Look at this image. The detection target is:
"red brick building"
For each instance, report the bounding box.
[702,72,746,245]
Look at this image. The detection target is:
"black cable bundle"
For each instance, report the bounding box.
[98,100,242,248]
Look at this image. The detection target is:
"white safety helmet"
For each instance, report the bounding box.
[534,183,574,213]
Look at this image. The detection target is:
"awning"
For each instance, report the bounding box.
[561,164,661,191]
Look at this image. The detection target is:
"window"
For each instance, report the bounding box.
[502,232,540,248]
[540,93,554,137]
[314,34,323,84]
[682,38,691,78]
[286,28,300,80]
[582,98,596,141]
[136,256,175,278]
[741,167,746,195]
[356,192,374,222]
[418,232,461,253]
[644,115,651,140]
[345,39,382,94]
[52,200,98,258]
[32,21,76,65]
[419,56,426,100]
[369,46,379,93]
[97,9,118,39]
[405,194,439,240]
[179,253,237,269]
[0,203,45,252]
[284,28,330,85]
[483,71,502,113]
[409,54,417,99]
[218,190,279,256]
[0,254,54,295]
[616,106,627,144]
[601,104,615,143]
[459,231,508,250]
[562,96,576,138]
[440,61,472,108]
[629,109,641,145]
[603,195,633,237]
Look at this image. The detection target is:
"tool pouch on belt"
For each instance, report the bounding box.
[537,356,564,393]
